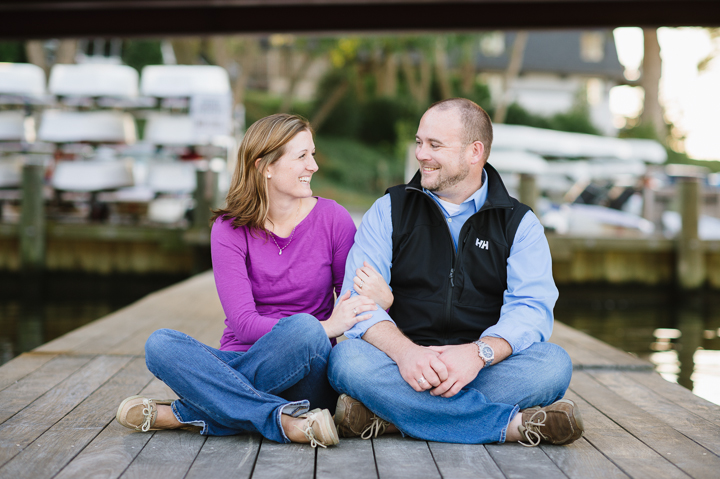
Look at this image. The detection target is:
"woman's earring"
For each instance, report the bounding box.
[267,174,271,179]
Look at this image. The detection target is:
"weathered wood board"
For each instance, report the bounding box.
[0,271,718,478]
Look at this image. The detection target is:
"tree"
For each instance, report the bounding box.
[641,28,665,142]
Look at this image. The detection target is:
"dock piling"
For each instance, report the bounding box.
[677,176,704,289]
[519,173,538,212]
[19,163,45,273]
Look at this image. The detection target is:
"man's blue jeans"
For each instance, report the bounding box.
[328,339,572,444]
[144,314,337,443]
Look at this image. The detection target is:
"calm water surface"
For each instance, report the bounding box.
[555,285,720,406]
[0,273,189,366]
[1,276,718,406]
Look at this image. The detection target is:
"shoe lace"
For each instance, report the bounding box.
[519,410,547,447]
[140,399,156,432]
[295,419,327,449]
[361,416,388,440]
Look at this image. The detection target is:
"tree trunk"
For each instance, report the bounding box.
[641,28,665,142]
[381,52,398,97]
[280,50,313,112]
[494,31,528,124]
[434,37,453,100]
[26,41,47,74]
[310,80,350,131]
[460,39,476,95]
[56,40,77,64]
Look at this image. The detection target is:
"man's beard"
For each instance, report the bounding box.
[421,160,470,193]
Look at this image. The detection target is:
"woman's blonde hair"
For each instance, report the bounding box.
[211,113,313,232]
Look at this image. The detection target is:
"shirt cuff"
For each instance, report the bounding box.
[343,306,396,339]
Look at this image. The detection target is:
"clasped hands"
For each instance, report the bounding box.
[396,342,485,398]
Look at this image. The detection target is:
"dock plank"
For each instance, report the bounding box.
[0,353,58,392]
[0,357,152,479]
[120,430,206,479]
[563,390,686,479]
[251,441,315,479]
[185,434,261,479]
[427,442,504,479]
[52,422,156,479]
[372,436,440,479]
[486,443,567,479]
[316,437,376,479]
[540,438,630,479]
[627,370,720,428]
[552,321,652,371]
[0,355,92,425]
[589,370,720,456]
[570,372,720,478]
[0,355,129,468]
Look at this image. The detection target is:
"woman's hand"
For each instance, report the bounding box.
[322,291,378,339]
[353,261,393,310]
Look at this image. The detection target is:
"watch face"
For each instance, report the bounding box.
[481,346,493,358]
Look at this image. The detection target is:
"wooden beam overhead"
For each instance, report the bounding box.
[1,0,720,39]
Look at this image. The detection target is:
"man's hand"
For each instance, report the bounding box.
[395,344,449,392]
[426,344,485,398]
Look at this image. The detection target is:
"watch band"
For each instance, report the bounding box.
[473,340,494,367]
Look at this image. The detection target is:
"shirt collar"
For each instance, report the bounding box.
[423,168,488,214]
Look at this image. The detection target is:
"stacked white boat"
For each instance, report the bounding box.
[0,62,235,224]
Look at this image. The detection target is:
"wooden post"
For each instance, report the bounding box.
[195,167,221,227]
[20,163,45,273]
[405,143,416,183]
[677,177,704,289]
[519,173,538,212]
[186,166,219,273]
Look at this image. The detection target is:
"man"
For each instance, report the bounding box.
[327,98,583,446]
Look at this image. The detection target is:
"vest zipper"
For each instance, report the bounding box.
[406,186,458,340]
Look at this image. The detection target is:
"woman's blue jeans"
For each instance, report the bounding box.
[328,339,572,444]
[144,314,337,443]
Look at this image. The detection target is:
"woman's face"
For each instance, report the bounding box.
[265,130,318,202]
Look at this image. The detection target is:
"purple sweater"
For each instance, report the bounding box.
[212,197,357,351]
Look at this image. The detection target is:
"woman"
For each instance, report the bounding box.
[115,114,391,448]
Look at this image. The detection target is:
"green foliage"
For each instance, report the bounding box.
[504,102,600,136]
[314,136,404,198]
[358,97,418,147]
[0,42,27,63]
[618,122,659,141]
[243,90,312,127]
[121,41,163,73]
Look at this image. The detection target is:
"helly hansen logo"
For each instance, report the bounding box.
[475,238,489,250]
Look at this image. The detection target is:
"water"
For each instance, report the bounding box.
[555,285,720,406]
[0,272,189,366]
[1,276,718,406]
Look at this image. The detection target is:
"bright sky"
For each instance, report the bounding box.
[611,27,720,161]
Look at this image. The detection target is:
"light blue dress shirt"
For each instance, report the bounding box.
[341,169,559,354]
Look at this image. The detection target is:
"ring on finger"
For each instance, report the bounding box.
[359,279,364,289]
[352,308,358,315]
[417,376,426,385]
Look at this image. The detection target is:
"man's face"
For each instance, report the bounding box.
[415,107,470,197]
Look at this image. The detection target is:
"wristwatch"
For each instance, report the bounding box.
[473,340,494,367]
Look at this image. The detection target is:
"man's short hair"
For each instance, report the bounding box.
[428,98,493,161]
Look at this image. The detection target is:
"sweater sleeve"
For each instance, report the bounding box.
[211,219,280,344]
[330,203,358,298]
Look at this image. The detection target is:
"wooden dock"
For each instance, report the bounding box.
[1,271,719,479]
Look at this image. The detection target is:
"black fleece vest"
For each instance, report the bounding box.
[387,163,530,346]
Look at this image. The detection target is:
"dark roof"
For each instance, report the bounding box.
[476,30,626,82]
[1,1,720,39]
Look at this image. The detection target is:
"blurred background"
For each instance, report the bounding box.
[1,25,719,404]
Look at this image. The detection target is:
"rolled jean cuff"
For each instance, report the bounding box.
[277,400,311,443]
[498,404,521,443]
[171,400,207,435]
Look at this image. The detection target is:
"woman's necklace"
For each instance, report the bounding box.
[270,200,301,256]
